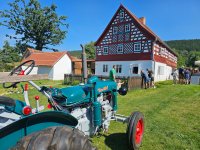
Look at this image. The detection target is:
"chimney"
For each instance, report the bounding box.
[139,17,146,25]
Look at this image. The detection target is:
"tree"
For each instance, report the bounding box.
[186,51,200,67]
[85,41,95,59]
[0,0,68,51]
[0,41,21,71]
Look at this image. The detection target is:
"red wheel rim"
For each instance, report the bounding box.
[135,119,144,144]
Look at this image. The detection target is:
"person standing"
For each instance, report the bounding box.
[141,70,150,89]
[109,65,116,81]
[172,69,178,84]
[147,69,155,88]
[184,69,190,84]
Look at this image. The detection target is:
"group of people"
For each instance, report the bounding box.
[141,69,155,89]
[172,67,193,85]
[109,65,155,89]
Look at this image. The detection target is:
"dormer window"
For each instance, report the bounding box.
[120,12,124,18]
[125,24,130,32]
[113,27,118,34]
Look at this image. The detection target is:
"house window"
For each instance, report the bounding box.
[113,27,118,34]
[159,47,164,55]
[134,43,141,52]
[120,12,124,18]
[117,44,123,53]
[132,66,139,74]
[116,65,122,73]
[103,64,108,72]
[125,24,130,32]
[103,46,108,54]
[158,66,164,75]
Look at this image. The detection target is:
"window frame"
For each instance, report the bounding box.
[158,66,164,75]
[103,64,108,73]
[116,65,122,73]
[134,43,141,52]
[120,12,124,18]
[113,27,118,34]
[103,46,108,54]
[132,65,139,74]
[117,44,123,53]
[125,24,130,32]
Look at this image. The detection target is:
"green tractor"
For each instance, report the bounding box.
[0,60,144,150]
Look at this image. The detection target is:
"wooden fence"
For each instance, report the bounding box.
[64,74,142,90]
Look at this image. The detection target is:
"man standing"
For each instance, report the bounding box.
[109,65,116,81]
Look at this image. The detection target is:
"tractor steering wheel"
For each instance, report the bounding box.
[3,60,35,88]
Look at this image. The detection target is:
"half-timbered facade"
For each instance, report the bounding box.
[95,4,177,81]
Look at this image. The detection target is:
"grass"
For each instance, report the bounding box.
[1,80,200,150]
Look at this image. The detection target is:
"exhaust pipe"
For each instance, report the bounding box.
[80,44,88,84]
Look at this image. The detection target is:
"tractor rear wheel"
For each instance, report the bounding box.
[12,126,96,150]
[127,111,144,150]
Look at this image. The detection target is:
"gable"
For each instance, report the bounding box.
[96,5,153,56]
[95,4,177,58]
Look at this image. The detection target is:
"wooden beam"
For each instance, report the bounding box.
[0,74,49,83]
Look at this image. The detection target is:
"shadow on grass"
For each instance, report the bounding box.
[104,133,130,150]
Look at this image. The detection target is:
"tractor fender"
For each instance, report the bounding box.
[0,111,78,150]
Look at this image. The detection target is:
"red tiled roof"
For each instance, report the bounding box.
[27,48,44,53]
[95,4,177,57]
[22,51,67,66]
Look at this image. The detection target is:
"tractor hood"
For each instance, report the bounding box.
[51,85,91,106]
[51,76,117,106]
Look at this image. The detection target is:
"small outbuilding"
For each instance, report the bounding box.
[22,48,72,80]
[22,48,95,80]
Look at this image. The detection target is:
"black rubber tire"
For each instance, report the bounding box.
[12,126,97,150]
[0,96,16,106]
[126,111,144,150]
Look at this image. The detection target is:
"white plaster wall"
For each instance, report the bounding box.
[37,66,53,79]
[95,60,173,81]
[154,62,173,81]
[22,66,38,75]
[52,54,72,80]
[95,60,153,77]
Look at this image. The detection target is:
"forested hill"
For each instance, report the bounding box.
[165,39,200,52]
[165,39,200,67]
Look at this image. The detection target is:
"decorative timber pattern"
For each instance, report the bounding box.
[95,5,177,67]
[96,6,152,56]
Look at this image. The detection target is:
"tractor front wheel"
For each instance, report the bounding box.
[12,126,96,150]
[127,111,144,150]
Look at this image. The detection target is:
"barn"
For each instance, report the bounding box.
[95,4,177,81]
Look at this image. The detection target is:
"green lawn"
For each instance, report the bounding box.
[1,80,200,150]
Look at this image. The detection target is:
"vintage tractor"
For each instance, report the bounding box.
[0,60,144,150]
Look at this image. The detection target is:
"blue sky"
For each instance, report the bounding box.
[0,0,200,51]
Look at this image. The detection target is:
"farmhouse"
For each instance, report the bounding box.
[95,5,177,81]
[22,48,95,80]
